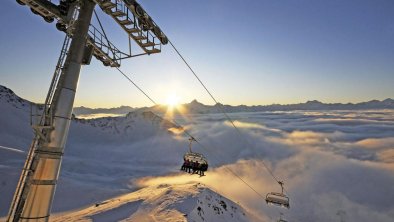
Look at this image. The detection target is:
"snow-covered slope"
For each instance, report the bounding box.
[0,86,33,217]
[51,183,251,222]
[0,85,255,222]
[0,86,33,148]
[74,110,181,137]
[3,85,394,221]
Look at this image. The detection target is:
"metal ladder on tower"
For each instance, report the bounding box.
[6,20,74,222]
[95,0,162,54]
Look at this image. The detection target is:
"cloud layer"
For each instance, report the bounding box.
[162,110,394,221]
[1,108,394,221]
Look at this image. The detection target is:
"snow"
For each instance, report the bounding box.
[50,183,251,222]
[1,85,394,222]
[0,85,254,222]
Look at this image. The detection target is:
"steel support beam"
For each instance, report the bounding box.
[11,1,96,221]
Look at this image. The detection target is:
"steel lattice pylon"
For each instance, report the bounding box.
[8,0,167,221]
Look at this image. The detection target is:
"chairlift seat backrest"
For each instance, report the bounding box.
[266,192,290,209]
[184,152,208,165]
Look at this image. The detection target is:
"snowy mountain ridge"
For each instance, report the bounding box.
[51,183,252,222]
[73,111,181,137]
[0,85,30,110]
[0,85,255,222]
[0,85,180,137]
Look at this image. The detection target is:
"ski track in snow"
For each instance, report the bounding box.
[0,145,24,153]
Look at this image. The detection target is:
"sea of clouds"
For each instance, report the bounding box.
[1,108,393,222]
[141,109,394,221]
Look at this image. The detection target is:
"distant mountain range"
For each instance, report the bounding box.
[73,106,135,115]
[2,85,393,116]
[129,98,394,115]
[74,99,394,116]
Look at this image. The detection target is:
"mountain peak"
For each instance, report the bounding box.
[190,99,203,105]
[383,98,394,103]
[0,85,15,96]
[51,182,252,222]
[305,100,323,104]
[0,85,29,109]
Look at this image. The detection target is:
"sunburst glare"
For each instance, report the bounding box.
[166,93,180,108]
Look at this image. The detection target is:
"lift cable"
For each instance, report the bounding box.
[93,10,116,59]
[116,67,195,140]
[168,40,284,188]
[116,67,158,105]
[98,6,286,199]
[115,67,268,200]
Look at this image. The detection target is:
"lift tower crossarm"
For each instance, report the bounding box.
[16,0,121,67]
[17,0,168,61]
[94,0,167,55]
[87,24,122,67]
[18,0,63,20]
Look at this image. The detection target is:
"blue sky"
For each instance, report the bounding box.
[0,0,393,107]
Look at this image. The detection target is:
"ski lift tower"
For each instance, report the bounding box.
[7,0,168,221]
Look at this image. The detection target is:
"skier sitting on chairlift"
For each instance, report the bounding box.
[181,137,209,175]
[192,161,199,174]
[199,162,208,176]
[181,158,187,171]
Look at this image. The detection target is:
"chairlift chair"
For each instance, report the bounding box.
[184,152,208,165]
[265,181,290,209]
[181,137,209,172]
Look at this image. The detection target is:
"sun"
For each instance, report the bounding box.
[164,93,187,118]
[166,93,180,108]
